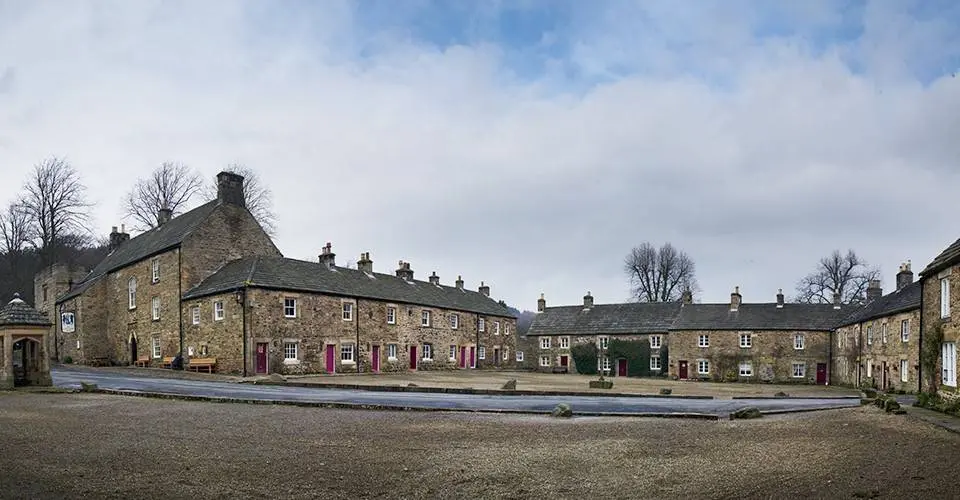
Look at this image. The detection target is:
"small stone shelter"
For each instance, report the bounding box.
[0,293,53,389]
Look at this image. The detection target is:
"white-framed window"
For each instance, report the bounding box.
[421,310,431,327]
[478,347,485,360]
[342,302,353,321]
[650,335,662,349]
[739,333,751,348]
[386,306,396,325]
[151,259,160,283]
[128,277,137,309]
[151,296,160,320]
[867,325,873,345]
[539,355,550,367]
[698,334,709,347]
[494,321,500,335]
[901,319,910,342]
[540,337,551,349]
[505,324,510,335]
[867,361,873,378]
[794,334,805,350]
[478,317,485,332]
[601,357,610,372]
[283,298,296,318]
[697,359,709,375]
[284,342,298,362]
[598,336,609,349]
[502,348,509,361]
[559,337,569,349]
[516,351,524,362]
[941,277,951,318]
[792,362,805,378]
[191,306,200,325]
[449,344,456,360]
[77,339,81,350]
[650,356,661,370]
[341,343,355,363]
[387,343,398,360]
[422,343,433,361]
[943,342,957,387]
[881,323,888,344]
[214,301,224,321]
[450,313,459,329]
[900,359,909,382]
[739,361,752,377]
[151,337,161,358]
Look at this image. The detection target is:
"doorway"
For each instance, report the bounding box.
[469,346,476,368]
[325,344,335,374]
[617,359,628,377]
[130,335,138,365]
[559,355,569,370]
[12,338,42,386]
[678,360,689,380]
[255,342,268,374]
[459,347,467,368]
[493,348,501,366]
[816,363,828,385]
[409,345,418,370]
[372,345,380,373]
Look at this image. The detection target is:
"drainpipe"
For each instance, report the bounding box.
[56,302,64,361]
[476,313,480,370]
[918,277,924,393]
[177,249,184,370]
[827,328,833,386]
[857,322,863,388]
[241,286,248,378]
[355,298,360,374]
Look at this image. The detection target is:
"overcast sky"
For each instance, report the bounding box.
[2,1,959,311]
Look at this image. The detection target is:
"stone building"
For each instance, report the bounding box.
[832,262,920,392]
[0,293,53,388]
[40,171,515,376]
[919,238,960,397]
[33,263,90,362]
[527,287,852,385]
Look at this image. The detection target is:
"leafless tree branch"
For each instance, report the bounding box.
[20,156,93,266]
[794,249,881,304]
[202,163,277,236]
[0,200,32,257]
[623,242,699,302]
[123,161,204,231]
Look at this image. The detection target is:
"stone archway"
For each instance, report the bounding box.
[12,337,44,387]
[1,293,53,389]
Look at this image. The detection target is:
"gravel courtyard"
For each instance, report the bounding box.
[1,392,957,499]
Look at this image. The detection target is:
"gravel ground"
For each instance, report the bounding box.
[1,393,957,499]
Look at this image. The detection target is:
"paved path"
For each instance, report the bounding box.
[51,367,861,417]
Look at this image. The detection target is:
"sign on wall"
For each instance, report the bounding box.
[61,312,75,333]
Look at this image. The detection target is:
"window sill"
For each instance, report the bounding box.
[422,358,433,362]
[342,360,356,365]
[283,359,300,365]
[387,357,398,362]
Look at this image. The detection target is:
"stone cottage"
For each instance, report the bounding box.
[919,238,960,397]
[40,171,516,376]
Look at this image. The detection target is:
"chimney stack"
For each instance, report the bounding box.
[583,291,593,308]
[396,261,414,281]
[896,260,914,291]
[455,275,464,290]
[157,208,173,225]
[357,252,373,273]
[833,292,842,309]
[109,225,130,251]
[866,280,883,301]
[478,281,490,297]
[537,293,546,313]
[730,286,742,312]
[216,171,246,207]
[681,289,693,305]
[776,288,784,308]
[318,242,336,269]
[429,271,440,285]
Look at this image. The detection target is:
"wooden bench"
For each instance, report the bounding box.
[134,355,150,367]
[552,366,569,374]
[161,356,175,369]
[187,357,217,373]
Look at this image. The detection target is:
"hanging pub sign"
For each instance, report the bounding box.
[61,312,75,333]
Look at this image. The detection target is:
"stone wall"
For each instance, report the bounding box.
[183,287,518,376]
[528,333,667,376]
[832,324,861,387]
[669,329,830,384]
[33,264,87,361]
[922,265,960,395]
[859,310,921,392]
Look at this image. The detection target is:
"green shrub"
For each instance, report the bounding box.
[63,356,73,364]
[570,343,598,375]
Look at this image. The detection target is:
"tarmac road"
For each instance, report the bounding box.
[51,367,861,417]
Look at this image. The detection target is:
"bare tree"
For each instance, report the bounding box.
[123,161,204,231]
[794,249,881,305]
[21,157,92,266]
[202,163,277,236]
[0,200,31,257]
[624,242,699,302]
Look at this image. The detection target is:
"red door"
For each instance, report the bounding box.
[372,345,380,373]
[255,343,268,374]
[409,346,418,370]
[459,347,466,368]
[617,359,627,377]
[678,360,688,380]
[560,355,568,367]
[469,346,476,368]
[816,363,827,385]
[325,344,335,374]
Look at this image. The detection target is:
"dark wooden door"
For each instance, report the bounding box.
[459,347,466,368]
[617,359,628,377]
[678,360,688,380]
[469,347,475,368]
[494,348,501,366]
[130,337,138,364]
[816,363,827,385]
[325,344,335,374]
[409,346,418,370]
[560,355,568,367]
[255,342,268,374]
[372,345,380,373]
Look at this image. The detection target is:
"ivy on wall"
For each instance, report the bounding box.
[570,343,598,375]
[922,322,944,392]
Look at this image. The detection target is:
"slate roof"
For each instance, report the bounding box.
[920,237,960,277]
[836,281,921,327]
[57,201,220,303]
[182,256,516,318]
[0,294,51,327]
[670,303,853,331]
[525,302,683,336]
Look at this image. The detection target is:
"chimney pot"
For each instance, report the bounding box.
[456,275,464,289]
[730,286,742,311]
[681,289,693,305]
[396,261,414,281]
[478,281,490,297]
[537,293,546,312]
[833,291,842,309]
[216,171,246,207]
[429,271,440,285]
[776,288,784,308]
[583,291,593,308]
[896,260,914,291]
[157,208,173,225]
[318,242,336,269]
[358,252,373,273]
[866,280,883,301]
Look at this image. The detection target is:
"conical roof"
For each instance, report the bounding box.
[0,293,51,327]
